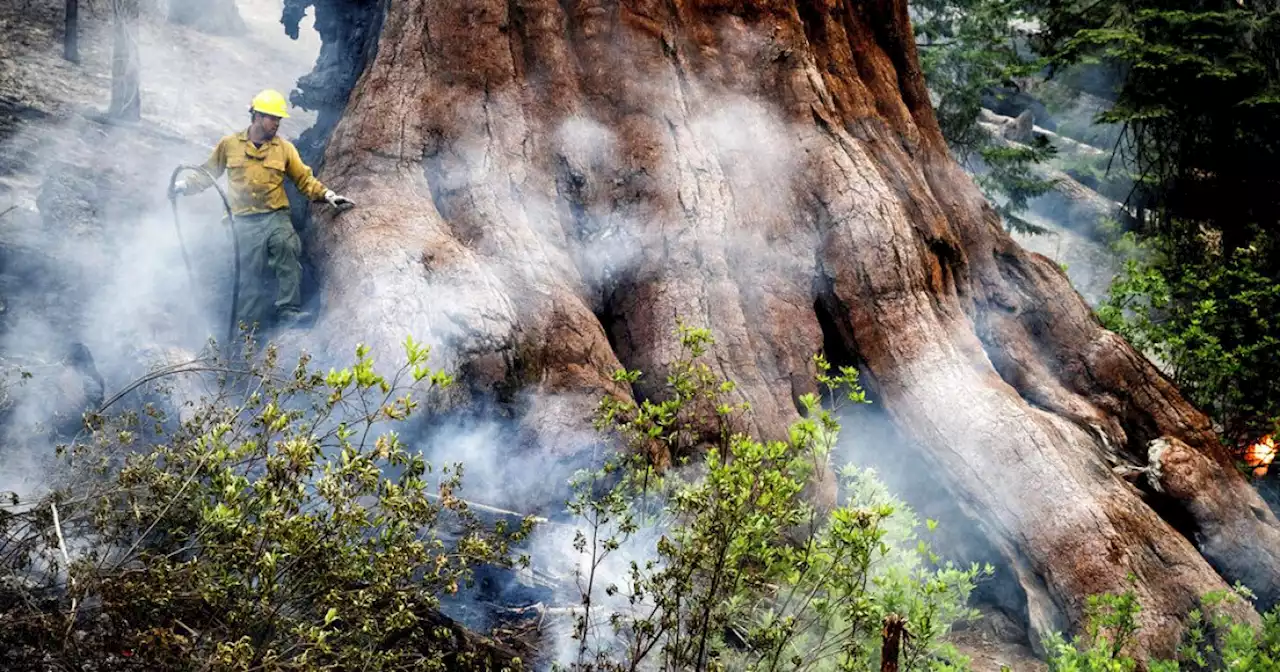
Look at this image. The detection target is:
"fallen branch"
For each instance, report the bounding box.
[51,502,79,630]
[509,601,585,618]
[96,361,254,413]
[507,602,588,631]
[423,492,551,526]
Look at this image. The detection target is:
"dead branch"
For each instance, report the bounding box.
[880,614,909,672]
[423,492,550,526]
[50,502,78,627]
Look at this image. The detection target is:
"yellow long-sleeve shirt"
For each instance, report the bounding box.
[187,130,329,216]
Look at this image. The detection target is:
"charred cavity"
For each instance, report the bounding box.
[281,0,388,313]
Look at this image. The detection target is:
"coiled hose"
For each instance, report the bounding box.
[167,164,240,347]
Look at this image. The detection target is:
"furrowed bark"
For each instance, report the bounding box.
[292,0,1280,658]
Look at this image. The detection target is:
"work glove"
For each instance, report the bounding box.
[324,190,354,210]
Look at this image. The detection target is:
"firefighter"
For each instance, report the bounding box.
[171,89,353,331]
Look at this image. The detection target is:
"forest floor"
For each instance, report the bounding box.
[0,0,322,369]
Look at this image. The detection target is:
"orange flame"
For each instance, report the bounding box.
[1244,434,1277,478]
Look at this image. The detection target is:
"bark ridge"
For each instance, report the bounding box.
[296,0,1280,656]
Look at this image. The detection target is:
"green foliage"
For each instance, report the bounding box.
[1044,584,1145,672]
[914,0,1059,233]
[975,139,1060,234]
[1044,582,1280,671]
[0,339,529,671]
[567,322,987,671]
[1098,222,1280,445]
[1044,2,1280,251]
[1042,1,1280,447]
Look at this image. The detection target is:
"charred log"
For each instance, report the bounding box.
[63,0,78,64]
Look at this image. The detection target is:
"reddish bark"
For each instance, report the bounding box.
[297,0,1280,657]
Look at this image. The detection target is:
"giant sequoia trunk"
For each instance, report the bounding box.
[287,0,1280,659]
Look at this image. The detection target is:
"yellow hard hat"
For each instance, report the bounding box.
[250,89,290,118]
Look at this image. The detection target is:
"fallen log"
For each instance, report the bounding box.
[975,115,1129,237]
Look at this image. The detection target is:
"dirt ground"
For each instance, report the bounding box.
[0,0,320,208]
[952,609,1051,672]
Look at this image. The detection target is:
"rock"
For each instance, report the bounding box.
[1004,109,1036,144]
[982,85,1057,131]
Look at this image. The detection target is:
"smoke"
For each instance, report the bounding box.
[465,398,1018,671]
[830,396,1036,630]
[399,77,1046,665]
[0,0,322,498]
[351,70,827,664]
[395,88,809,503]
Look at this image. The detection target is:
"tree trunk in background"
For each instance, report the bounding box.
[289,0,1280,659]
[63,0,78,64]
[106,0,140,121]
[168,0,245,36]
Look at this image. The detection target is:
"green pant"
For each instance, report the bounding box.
[233,209,302,330]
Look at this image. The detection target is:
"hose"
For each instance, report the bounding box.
[167,165,241,347]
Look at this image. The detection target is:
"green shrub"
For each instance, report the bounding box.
[1044,582,1280,672]
[7,323,1274,672]
[0,339,530,671]
[562,322,988,671]
[1046,1,1280,451]
[1098,234,1280,447]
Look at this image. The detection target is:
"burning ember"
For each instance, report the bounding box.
[1244,434,1277,478]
